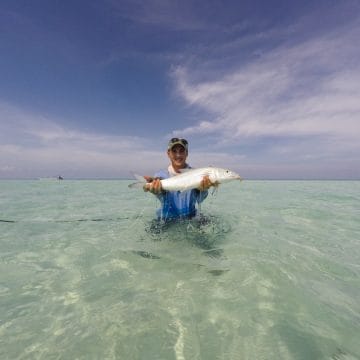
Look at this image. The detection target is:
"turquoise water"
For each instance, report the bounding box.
[0,180,359,360]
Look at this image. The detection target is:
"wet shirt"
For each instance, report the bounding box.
[154,168,208,221]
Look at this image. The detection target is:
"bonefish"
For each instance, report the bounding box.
[128,167,242,192]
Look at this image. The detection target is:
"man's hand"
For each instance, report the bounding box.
[143,177,163,194]
[198,175,218,191]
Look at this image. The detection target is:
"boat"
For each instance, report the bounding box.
[38,175,64,181]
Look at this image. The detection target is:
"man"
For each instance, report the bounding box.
[144,138,215,221]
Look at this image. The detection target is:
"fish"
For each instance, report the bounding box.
[128,167,242,192]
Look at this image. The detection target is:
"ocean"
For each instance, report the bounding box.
[0,180,359,360]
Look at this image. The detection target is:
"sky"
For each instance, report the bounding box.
[1,0,360,179]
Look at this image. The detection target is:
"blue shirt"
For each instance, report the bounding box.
[153,169,208,221]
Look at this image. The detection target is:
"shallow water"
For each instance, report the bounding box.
[0,180,359,359]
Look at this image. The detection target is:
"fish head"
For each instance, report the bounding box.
[214,168,242,183]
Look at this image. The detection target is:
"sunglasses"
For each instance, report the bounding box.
[169,138,188,145]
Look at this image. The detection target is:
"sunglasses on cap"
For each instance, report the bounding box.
[168,137,188,150]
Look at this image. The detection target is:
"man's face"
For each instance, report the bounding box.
[167,144,187,169]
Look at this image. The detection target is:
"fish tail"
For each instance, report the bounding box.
[128,181,146,189]
[128,173,147,189]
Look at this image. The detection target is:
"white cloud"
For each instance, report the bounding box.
[108,0,207,31]
[0,102,166,178]
[166,17,360,178]
[171,20,360,147]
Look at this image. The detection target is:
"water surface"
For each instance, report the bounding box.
[0,180,359,359]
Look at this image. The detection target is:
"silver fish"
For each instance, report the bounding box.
[129,167,242,192]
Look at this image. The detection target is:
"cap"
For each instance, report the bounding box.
[168,137,188,151]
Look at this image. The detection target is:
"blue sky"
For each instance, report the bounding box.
[1,0,359,179]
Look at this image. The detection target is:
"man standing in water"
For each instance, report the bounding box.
[144,138,215,221]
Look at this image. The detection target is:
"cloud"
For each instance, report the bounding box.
[0,102,247,179]
[171,19,360,153]
[2,3,359,179]
[108,0,207,31]
[0,102,166,178]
